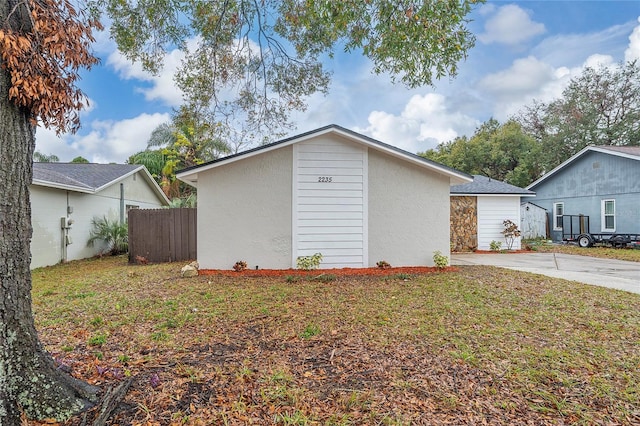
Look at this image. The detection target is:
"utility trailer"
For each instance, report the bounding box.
[561,215,640,248]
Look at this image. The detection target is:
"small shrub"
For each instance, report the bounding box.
[233,260,247,272]
[376,260,391,269]
[296,253,322,270]
[87,216,128,255]
[433,251,449,269]
[490,240,502,251]
[502,219,522,250]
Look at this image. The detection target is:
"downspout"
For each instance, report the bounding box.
[120,183,124,224]
[62,191,72,263]
[62,191,69,263]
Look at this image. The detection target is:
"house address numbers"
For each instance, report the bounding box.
[318,176,333,182]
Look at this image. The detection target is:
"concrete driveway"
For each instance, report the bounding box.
[451,252,640,294]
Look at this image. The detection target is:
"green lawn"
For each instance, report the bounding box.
[528,240,640,262]
[30,256,640,425]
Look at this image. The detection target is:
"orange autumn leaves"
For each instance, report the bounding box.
[0,0,101,133]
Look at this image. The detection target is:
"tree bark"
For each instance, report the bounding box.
[0,3,98,424]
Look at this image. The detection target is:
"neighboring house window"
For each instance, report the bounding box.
[601,199,615,232]
[553,202,564,231]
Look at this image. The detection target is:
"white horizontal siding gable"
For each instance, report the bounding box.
[477,196,521,250]
[293,138,368,268]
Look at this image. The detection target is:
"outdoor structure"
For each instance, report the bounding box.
[520,202,548,239]
[526,146,640,242]
[177,125,472,270]
[450,175,535,251]
[30,163,169,269]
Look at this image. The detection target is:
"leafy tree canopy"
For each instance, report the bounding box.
[93,0,482,140]
[33,151,60,162]
[71,155,89,163]
[420,119,541,188]
[517,60,640,171]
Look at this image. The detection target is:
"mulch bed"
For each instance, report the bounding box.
[199,266,456,277]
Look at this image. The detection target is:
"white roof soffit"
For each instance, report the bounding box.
[176,126,472,185]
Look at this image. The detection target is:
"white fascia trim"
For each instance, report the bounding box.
[177,131,326,184]
[526,146,592,190]
[31,180,94,194]
[94,166,170,206]
[176,126,473,185]
[590,146,640,161]
[329,127,472,184]
[93,167,141,192]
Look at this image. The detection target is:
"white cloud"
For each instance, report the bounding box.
[355,94,480,153]
[476,51,623,121]
[35,112,170,163]
[625,17,640,62]
[532,21,636,68]
[479,56,557,99]
[107,46,186,107]
[478,5,546,46]
[472,16,640,121]
[477,57,570,120]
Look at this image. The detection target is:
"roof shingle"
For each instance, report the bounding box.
[33,163,141,191]
[451,175,535,195]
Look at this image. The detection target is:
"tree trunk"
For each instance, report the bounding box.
[0,4,98,423]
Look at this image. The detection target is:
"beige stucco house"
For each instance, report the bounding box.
[30,163,169,269]
[177,125,472,270]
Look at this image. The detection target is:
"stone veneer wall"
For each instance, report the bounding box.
[450,196,478,252]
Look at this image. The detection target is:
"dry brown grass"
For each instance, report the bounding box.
[530,241,640,262]
[30,256,640,425]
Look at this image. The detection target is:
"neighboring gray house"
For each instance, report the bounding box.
[450,175,535,251]
[526,146,640,242]
[177,125,472,270]
[31,163,170,269]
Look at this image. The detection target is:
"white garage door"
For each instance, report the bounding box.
[293,139,367,268]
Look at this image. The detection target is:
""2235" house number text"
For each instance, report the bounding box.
[317,176,333,182]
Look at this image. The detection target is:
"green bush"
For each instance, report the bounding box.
[87,216,128,255]
[490,240,502,252]
[296,253,322,270]
[432,251,449,269]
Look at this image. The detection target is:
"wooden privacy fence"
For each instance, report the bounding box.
[128,208,197,263]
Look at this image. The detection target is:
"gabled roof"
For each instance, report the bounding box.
[32,163,170,204]
[176,124,473,186]
[527,145,640,190]
[451,175,535,196]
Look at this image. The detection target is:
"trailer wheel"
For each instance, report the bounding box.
[610,235,627,248]
[577,234,593,248]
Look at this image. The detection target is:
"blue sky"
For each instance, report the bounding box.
[35,1,640,163]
